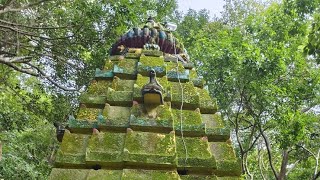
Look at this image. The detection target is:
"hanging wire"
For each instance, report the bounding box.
[173,37,188,166]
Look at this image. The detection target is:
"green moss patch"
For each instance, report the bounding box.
[86,131,125,166]
[137,55,166,77]
[98,103,130,129]
[111,76,135,91]
[172,108,205,136]
[209,142,241,176]
[87,80,111,95]
[113,59,137,79]
[129,103,173,131]
[87,169,123,180]
[176,136,216,170]
[122,169,179,180]
[125,53,141,59]
[107,88,133,106]
[79,94,107,105]
[108,55,123,61]
[49,168,89,180]
[55,131,90,167]
[190,70,204,88]
[76,106,101,123]
[67,116,94,132]
[196,88,218,114]
[166,62,190,82]
[123,130,177,166]
[170,82,200,109]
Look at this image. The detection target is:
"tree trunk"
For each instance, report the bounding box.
[278,149,289,180]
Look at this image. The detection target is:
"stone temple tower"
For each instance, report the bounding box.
[49,15,242,179]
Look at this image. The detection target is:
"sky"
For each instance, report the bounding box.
[177,0,225,18]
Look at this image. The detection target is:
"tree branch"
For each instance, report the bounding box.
[0,0,51,14]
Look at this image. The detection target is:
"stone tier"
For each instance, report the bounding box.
[51,50,241,179]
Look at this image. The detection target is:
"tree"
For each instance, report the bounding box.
[186,0,320,179]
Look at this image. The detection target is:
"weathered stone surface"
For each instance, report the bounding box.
[125,53,141,59]
[202,113,230,142]
[55,131,90,167]
[210,141,241,176]
[95,68,114,79]
[176,136,216,171]
[138,55,166,77]
[49,168,89,180]
[86,131,125,167]
[130,103,173,132]
[166,62,189,82]
[79,94,107,105]
[196,88,218,114]
[98,103,130,129]
[107,88,133,106]
[111,76,135,91]
[113,59,137,79]
[122,169,180,180]
[87,80,112,95]
[123,130,177,167]
[190,70,204,88]
[172,108,205,136]
[170,81,200,109]
[76,106,101,123]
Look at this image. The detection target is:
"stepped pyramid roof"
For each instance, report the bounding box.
[49,16,242,180]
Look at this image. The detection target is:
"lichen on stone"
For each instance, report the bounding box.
[166,62,189,82]
[196,88,218,114]
[87,80,111,95]
[99,103,130,128]
[49,168,89,180]
[86,131,126,164]
[76,106,101,122]
[123,130,177,165]
[137,55,166,77]
[172,108,204,134]
[129,103,173,129]
[113,59,137,78]
[176,136,216,168]
[170,81,200,109]
[111,76,135,92]
[55,131,90,166]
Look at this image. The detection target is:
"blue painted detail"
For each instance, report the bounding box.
[95,68,114,78]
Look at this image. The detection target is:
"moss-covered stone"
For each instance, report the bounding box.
[210,142,241,176]
[111,76,135,91]
[133,74,170,102]
[216,176,243,180]
[176,136,216,170]
[202,113,230,141]
[183,62,195,69]
[125,53,141,59]
[170,82,200,109]
[49,168,89,180]
[76,106,101,122]
[123,130,177,167]
[98,103,130,129]
[79,94,107,105]
[122,169,180,180]
[55,131,90,167]
[142,49,163,57]
[86,131,125,166]
[137,55,166,77]
[67,116,93,131]
[87,169,123,180]
[196,88,218,114]
[113,59,137,79]
[179,175,218,180]
[190,70,204,88]
[129,103,173,131]
[107,88,133,106]
[87,80,112,95]
[166,62,189,82]
[172,108,205,136]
